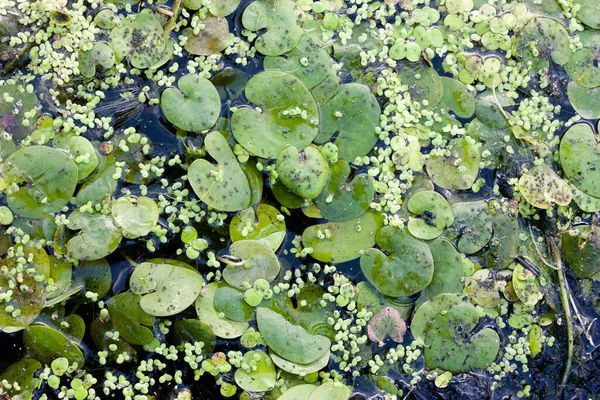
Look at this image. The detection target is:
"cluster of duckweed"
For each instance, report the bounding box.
[0,0,600,398]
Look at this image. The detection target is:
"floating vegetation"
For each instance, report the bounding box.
[0,0,599,399]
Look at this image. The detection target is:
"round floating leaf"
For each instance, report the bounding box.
[567,81,600,119]
[565,31,600,88]
[2,146,78,218]
[271,180,305,209]
[397,64,444,107]
[106,292,155,346]
[270,350,330,376]
[0,358,41,399]
[234,350,277,392]
[66,211,122,260]
[130,259,204,317]
[229,204,286,252]
[256,307,331,364]
[90,317,137,363]
[209,0,241,16]
[518,165,572,209]
[276,146,329,199]
[183,17,230,56]
[411,293,464,339]
[78,42,115,79]
[65,136,100,181]
[264,34,333,89]
[311,71,341,105]
[75,154,118,205]
[222,240,281,289]
[360,227,434,297]
[112,196,159,238]
[195,282,248,339]
[512,263,543,306]
[241,0,305,56]
[426,138,480,190]
[407,190,454,240]
[439,77,475,118]
[45,256,73,300]
[23,324,85,366]
[231,70,319,159]
[302,212,383,263]
[307,382,352,400]
[171,319,217,354]
[212,68,248,101]
[161,74,221,132]
[313,160,374,222]
[424,302,500,373]
[109,9,167,69]
[72,259,112,302]
[367,306,407,346]
[315,83,381,160]
[445,201,493,254]
[570,183,600,212]
[420,238,466,301]
[278,384,318,400]
[563,225,600,279]
[214,284,254,322]
[560,123,600,197]
[515,17,571,69]
[575,0,600,29]
[188,131,251,212]
[474,91,515,129]
[0,84,39,139]
[465,269,501,308]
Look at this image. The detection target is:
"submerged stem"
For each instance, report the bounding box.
[163,0,182,36]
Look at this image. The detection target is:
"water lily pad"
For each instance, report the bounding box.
[445,201,493,254]
[109,9,167,69]
[307,382,352,400]
[515,17,571,70]
[72,259,112,302]
[424,302,500,373]
[2,146,78,218]
[397,64,444,107]
[439,77,475,118]
[188,131,251,212]
[23,323,85,366]
[367,306,407,346]
[518,165,572,209]
[567,81,600,119]
[171,319,217,353]
[465,269,501,308]
[512,263,543,306]
[420,238,466,301]
[0,358,41,399]
[575,0,600,29]
[112,196,159,238]
[222,240,281,289]
[278,384,319,400]
[231,70,319,159]
[313,160,374,221]
[474,91,515,129]
[106,292,155,346]
[66,211,122,260]
[270,350,330,376]
[560,123,600,197]
[90,317,137,362]
[183,17,230,56]
[407,190,454,240]
[242,0,305,56]
[411,293,465,339]
[234,350,277,392]
[78,42,115,78]
[229,204,286,251]
[426,138,480,190]
[562,225,600,279]
[256,307,331,364]
[315,83,381,160]
[74,154,118,205]
[302,212,383,263]
[570,183,600,212]
[195,282,248,339]
[214,284,254,322]
[0,83,39,139]
[209,0,241,16]
[161,74,221,132]
[45,256,73,300]
[276,145,329,199]
[565,31,600,88]
[130,259,204,317]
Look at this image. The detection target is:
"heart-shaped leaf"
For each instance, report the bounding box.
[407,190,454,240]
[276,146,329,200]
[106,292,155,346]
[419,238,467,302]
[222,240,281,289]
[234,350,277,392]
[23,323,85,366]
[565,30,600,88]
[426,138,480,190]
[195,282,248,339]
[515,17,571,70]
[518,165,572,209]
[445,201,493,254]
[560,123,600,198]
[214,284,254,322]
[78,42,115,79]
[567,81,600,120]
[0,358,41,399]
[562,225,600,280]
[367,306,407,346]
[66,211,122,260]
[183,16,230,56]
[269,350,330,376]
[438,77,475,118]
[188,131,251,212]
[171,319,217,354]
[112,196,159,238]
[229,204,286,251]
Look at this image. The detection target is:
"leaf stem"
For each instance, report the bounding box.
[164,0,182,36]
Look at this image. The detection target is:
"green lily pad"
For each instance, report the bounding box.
[465,269,501,308]
[106,292,155,346]
[515,17,571,70]
[183,17,230,56]
[242,0,305,56]
[419,238,466,300]
[438,77,475,119]
[411,293,465,339]
[2,146,78,218]
[209,0,241,16]
[276,146,329,199]
[23,323,85,366]
[565,30,600,88]
[0,358,41,400]
[161,75,221,132]
[109,9,167,69]
[112,196,159,238]
[302,212,383,263]
[78,42,115,78]
[518,165,572,209]
[575,0,600,29]
[313,160,374,222]
[188,131,251,212]
[45,256,73,300]
[130,259,204,317]
[256,307,331,364]
[171,319,217,354]
[445,201,493,254]
[72,258,112,302]
[229,204,286,252]
[426,138,480,190]
[560,123,600,198]
[562,225,600,279]
[234,350,277,392]
[424,302,500,373]
[367,306,407,345]
[66,211,123,260]
[406,190,454,240]
[64,136,100,181]
[570,183,600,212]
[315,83,381,160]
[307,382,352,400]
[195,282,248,339]
[231,70,319,159]
[74,153,119,205]
[271,180,305,209]
[222,240,281,289]
[214,284,254,322]
[512,263,543,306]
[360,226,434,297]
[278,384,319,400]
[90,317,137,362]
[270,350,330,376]
[474,91,515,129]
[567,81,600,120]
[397,63,444,107]
[311,71,341,105]
[0,83,39,140]
[356,282,414,322]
